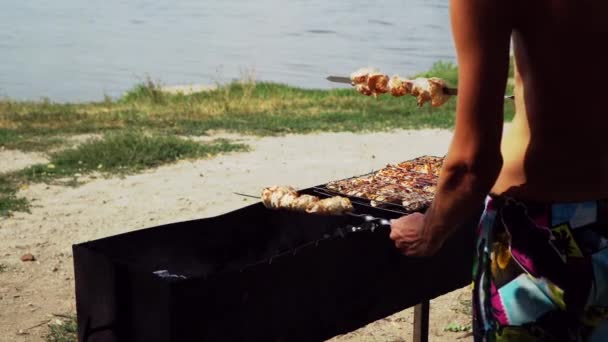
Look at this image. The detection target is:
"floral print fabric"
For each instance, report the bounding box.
[473,196,608,341]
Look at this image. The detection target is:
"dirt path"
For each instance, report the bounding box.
[0,149,48,174]
[0,129,472,341]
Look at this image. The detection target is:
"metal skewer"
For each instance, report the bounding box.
[233,192,391,226]
[326,75,514,100]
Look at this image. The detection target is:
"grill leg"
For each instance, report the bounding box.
[413,300,430,342]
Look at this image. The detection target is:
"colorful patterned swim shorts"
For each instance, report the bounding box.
[473,196,608,341]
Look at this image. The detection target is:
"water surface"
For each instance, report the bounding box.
[0,0,454,102]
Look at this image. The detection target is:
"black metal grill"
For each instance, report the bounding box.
[73,183,474,342]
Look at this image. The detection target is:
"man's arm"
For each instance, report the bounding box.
[421,0,514,250]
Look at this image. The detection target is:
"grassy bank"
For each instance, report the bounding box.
[0,61,515,217]
[0,62,515,151]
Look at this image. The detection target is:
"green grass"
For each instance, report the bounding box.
[0,263,7,273]
[15,130,249,183]
[444,323,472,333]
[0,62,515,152]
[120,76,168,105]
[0,175,30,217]
[0,131,249,216]
[45,315,77,342]
[417,61,459,86]
[0,128,65,152]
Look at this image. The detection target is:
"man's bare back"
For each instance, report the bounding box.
[391,1,608,338]
[491,0,608,201]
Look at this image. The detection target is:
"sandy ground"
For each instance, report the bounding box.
[0,129,473,341]
[0,149,48,174]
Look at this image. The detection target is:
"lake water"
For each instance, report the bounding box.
[0,0,455,102]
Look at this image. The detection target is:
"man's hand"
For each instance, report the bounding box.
[389,213,444,257]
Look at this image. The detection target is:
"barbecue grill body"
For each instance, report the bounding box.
[73,191,474,342]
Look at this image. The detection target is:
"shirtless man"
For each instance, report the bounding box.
[390,0,608,340]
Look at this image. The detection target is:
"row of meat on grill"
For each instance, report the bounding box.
[261,156,444,215]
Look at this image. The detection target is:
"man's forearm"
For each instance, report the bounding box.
[422,157,502,246]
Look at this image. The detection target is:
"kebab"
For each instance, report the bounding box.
[261,186,354,215]
[349,68,452,107]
